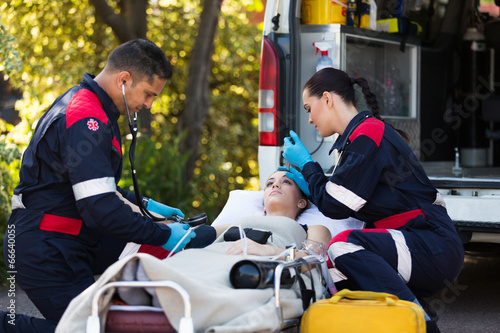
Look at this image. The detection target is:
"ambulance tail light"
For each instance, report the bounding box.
[259,36,280,146]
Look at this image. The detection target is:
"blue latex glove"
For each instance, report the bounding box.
[162,223,196,252]
[147,199,185,218]
[282,130,313,170]
[277,166,311,197]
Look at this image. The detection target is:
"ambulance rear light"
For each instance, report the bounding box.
[259,89,274,109]
[259,112,275,132]
[258,36,280,146]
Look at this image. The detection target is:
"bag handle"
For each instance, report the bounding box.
[330,289,399,306]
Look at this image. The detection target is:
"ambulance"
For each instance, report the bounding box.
[257,0,500,244]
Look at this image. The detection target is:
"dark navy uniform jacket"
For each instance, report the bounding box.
[302,111,458,234]
[9,74,171,289]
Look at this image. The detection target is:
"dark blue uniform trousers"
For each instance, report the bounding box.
[2,222,127,333]
[329,221,464,301]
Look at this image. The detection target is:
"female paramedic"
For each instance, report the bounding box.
[282,67,464,333]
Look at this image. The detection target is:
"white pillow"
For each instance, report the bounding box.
[212,190,365,238]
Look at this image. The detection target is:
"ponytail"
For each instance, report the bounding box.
[351,76,379,117]
[304,68,410,142]
[352,76,410,143]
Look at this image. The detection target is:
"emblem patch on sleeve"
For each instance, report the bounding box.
[87,118,99,131]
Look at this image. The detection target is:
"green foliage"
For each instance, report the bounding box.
[0,0,264,280]
[119,132,194,216]
[118,129,233,223]
[0,23,22,73]
[1,0,116,100]
[0,134,22,283]
[0,140,21,223]
[0,18,23,284]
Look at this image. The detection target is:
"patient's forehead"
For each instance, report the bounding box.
[267,171,288,181]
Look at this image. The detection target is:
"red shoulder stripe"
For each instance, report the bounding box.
[112,136,122,156]
[66,89,108,128]
[349,118,384,147]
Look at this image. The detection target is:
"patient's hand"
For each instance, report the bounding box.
[226,239,280,256]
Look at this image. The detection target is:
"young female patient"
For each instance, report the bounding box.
[122,169,331,260]
[214,169,332,258]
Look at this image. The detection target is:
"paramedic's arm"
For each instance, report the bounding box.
[117,185,184,218]
[65,116,171,246]
[116,186,140,206]
[302,134,385,220]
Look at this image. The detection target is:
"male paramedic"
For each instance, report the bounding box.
[1,39,196,333]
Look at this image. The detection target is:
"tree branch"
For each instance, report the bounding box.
[180,0,223,181]
[89,0,135,43]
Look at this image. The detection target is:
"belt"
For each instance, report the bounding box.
[14,193,83,235]
[374,209,425,229]
[40,214,83,236]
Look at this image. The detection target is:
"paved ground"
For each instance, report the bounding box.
[424,243,500,332]
[1,243,500,332]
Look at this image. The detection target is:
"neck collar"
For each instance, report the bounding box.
[329,110,371,155]
[81,73,120,122]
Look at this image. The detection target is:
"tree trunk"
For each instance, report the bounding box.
[180,0,223,182]
[89,0,152,134]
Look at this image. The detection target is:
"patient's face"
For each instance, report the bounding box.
[263,171,306,218]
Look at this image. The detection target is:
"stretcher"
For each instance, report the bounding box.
[85,255,327,333]
[56,190,363,332]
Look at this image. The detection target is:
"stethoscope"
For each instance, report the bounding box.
[122,82,208,230]
[122,82,167,222]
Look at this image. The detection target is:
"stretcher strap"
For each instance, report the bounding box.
[238,225,248,257]
[39,213,82,235]
[295,258,316,310]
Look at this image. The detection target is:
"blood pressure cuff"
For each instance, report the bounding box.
[188,225,217,248]
[223,226,272,244]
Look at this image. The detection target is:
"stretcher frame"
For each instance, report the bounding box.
[85,255,327,333]
[86,280,193,333]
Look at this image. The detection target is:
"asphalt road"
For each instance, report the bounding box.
[424,243,500,332]
[1,243,499,332]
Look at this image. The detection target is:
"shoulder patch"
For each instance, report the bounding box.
[66,89,108,128]
[349,118,384,147]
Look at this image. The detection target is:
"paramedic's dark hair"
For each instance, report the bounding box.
[303,67,410,143]
[106,39,173,84]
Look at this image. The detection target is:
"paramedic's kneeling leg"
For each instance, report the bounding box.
[328,217,464,303]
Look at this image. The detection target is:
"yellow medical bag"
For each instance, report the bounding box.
[301,289,426,332]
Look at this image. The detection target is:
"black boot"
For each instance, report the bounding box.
[417,297,440,333]
[426,318,441,333]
